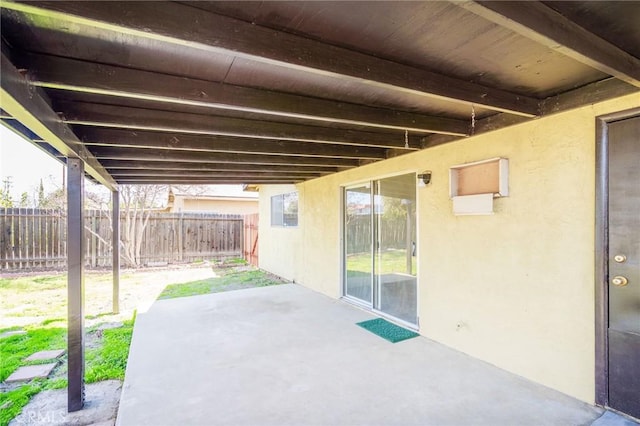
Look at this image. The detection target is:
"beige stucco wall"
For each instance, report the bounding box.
[258,184,302,282]
[258,93,640,403]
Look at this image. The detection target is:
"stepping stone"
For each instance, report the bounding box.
[5,363,58,383]
[0,330,26,339]
[25,349,65,361]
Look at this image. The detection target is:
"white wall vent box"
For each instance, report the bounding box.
[452,193,494,215]
[449,158,508,215]
[449,157,509,198]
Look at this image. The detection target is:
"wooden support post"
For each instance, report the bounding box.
[67,158,85,412]
[112,190,120,314]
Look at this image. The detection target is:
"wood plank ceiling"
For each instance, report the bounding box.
[1,1,639,188]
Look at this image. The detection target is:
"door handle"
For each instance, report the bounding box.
[611,276,629,287]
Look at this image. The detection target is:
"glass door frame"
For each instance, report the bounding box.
[342,182,375,309]
[341,173,419,329]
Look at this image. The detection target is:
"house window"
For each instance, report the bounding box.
[271,192,298,227]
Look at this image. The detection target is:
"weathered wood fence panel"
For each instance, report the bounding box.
[345,215,412,255]
[0,208,245,271]
[0,208,67,269]
[243,213,259,267]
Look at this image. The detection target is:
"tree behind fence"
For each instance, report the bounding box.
[0,208,244,271]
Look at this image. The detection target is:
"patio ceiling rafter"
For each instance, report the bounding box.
[58,102,425,150]
[75,128,389,161]
[99,160,342,174]
[462,1,640,88]
[108,170,327,179]
[89,146,361,168]
[22,53,468,136]
[0,51,117,190]
[2,0,540,117]
[421,77,640,148]
[115,178,304,185]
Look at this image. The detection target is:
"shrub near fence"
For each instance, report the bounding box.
[0,208,244,271]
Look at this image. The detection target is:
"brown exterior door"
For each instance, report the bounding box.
[607,115,640,419]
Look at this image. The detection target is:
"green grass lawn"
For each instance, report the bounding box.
[346,249,417,276]
[0,316,135,426]
[85,316,135,383]
[158,268,286,300]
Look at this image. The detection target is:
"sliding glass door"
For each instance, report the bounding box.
[344,174,417,325]
[344,184,373,304]
[374,174,417,324]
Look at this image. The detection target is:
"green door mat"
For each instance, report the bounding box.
[356,318,419,343]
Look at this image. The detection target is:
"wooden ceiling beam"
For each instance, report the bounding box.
[539,77,640,115]
[463,1,640,88]
[22,53,466,135]
[59,102,424,149]
[422,76,640,149]
[2,1,539,116]
[109,170,325,179]
[116,178,302,185]
[0,51,116,189]
[89,146,360,168]
[101,160,340,174]
[77,127,387,160]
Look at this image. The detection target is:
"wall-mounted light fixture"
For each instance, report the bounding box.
[417,171,432,187]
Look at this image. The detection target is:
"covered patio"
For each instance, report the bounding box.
[117,284,605,426]
[1,1,639,420]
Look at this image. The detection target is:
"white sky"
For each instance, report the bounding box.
[0,124,64,199]
[0,124,252,205]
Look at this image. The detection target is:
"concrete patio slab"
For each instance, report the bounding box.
[6,363,57,383]
[25,349,65,361]
[592,411,640,426]
[117,284,606,426]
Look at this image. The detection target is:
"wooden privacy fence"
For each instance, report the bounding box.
[243,213,259,267]
[345,215,413,255]
[0,208,248,271]
[0,208,66,270]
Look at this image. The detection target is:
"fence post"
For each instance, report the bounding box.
[178,212,183,262]
[112,190,120,314]
[0,209,7,269]
[90,212,97,268]
[241,215,246,262]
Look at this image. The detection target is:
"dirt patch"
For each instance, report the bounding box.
[9,380,121,426]
[1,266,217,329]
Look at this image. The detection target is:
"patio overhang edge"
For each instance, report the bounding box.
[0,51,117,191]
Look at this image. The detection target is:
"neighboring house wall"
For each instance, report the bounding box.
[258,93,640,404]
[169,197,258,214]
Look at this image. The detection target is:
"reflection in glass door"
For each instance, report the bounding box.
[374,174,417,324]
[344,185,373,304]
[343,174,417,325]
